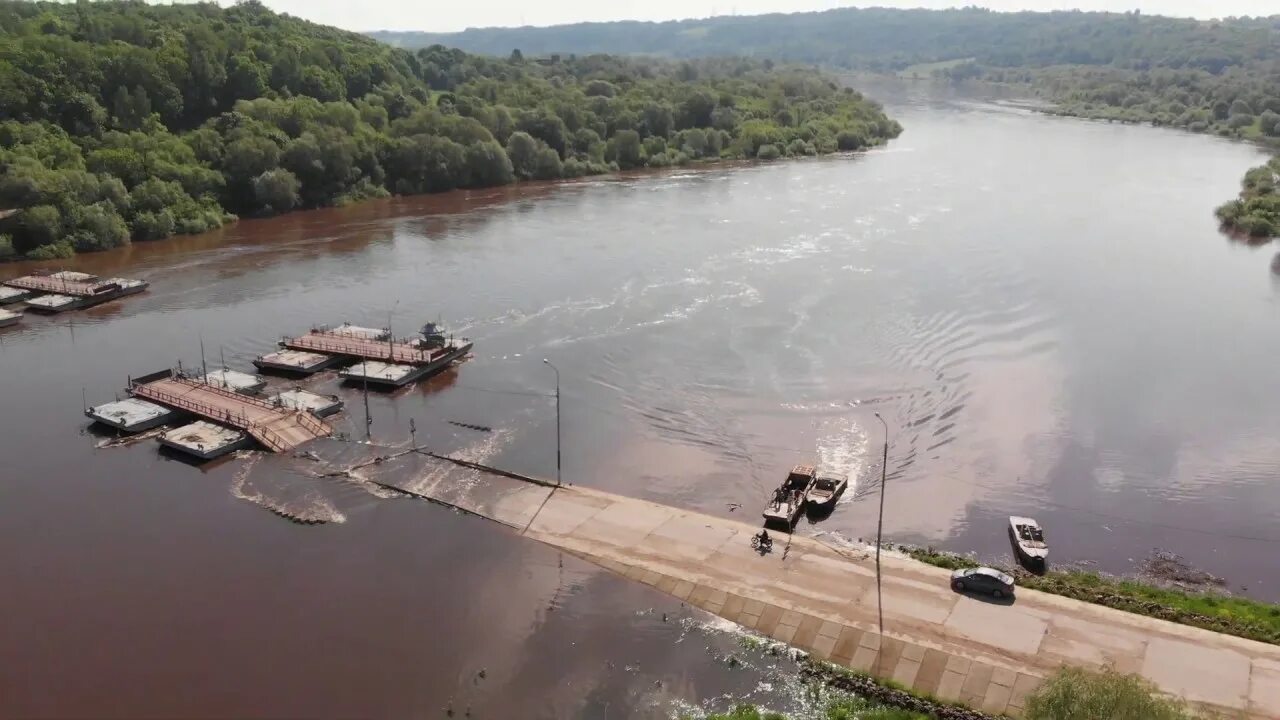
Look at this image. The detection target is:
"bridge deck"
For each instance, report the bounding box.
[282,331,444,365]
[131,377,331,452]
[3,275,116,298]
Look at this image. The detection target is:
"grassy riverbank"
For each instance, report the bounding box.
[902,547,1280,645]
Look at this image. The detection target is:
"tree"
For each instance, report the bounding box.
[15,204,62,252]
[1025,668,1194,720]
[756,144,781,160]
[607,129,642,169]
[464,140,514,187]
[1260,110,1280,137]
[505,131,541,180]
[532,146,562,180]
[252,168,300,215]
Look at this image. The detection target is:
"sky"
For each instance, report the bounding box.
[212,0,1278,33]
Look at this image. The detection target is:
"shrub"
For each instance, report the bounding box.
[1025,667,1194,720]
[756,144,781,160]
[25,240,74,260]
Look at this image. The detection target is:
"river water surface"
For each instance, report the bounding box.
[2,85,1277,717]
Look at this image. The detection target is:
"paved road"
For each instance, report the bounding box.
[414,471,1280,718]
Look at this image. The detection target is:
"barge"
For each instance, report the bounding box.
[159,420,252,460]
[86,398,178,433]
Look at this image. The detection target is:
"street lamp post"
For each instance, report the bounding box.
[543,359,561,486]
[873,412,889,642]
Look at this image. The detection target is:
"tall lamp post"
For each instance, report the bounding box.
[873,412,890,641]
[543,358,561,487]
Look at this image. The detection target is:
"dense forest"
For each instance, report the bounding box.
[372,8,1280,74]
[380,7,1280,238]
[0,1,900,261]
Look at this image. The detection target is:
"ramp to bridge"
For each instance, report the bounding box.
[401,469,1280,720]
[131,376,331,452]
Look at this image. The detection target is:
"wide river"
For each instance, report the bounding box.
[2,84,1277,717]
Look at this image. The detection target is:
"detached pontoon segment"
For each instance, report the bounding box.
[86,398,177,432]
[198,369,267,395]
[269,388,344,417]
[158,420,251,460]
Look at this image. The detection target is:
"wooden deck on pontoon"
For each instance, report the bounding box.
[282,330,449,365]
[2,275,115,297]
[131,376,331,452]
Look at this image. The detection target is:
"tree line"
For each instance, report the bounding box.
[372,8,1280,76]
[376,7,1280,238]
[0,1,901,261]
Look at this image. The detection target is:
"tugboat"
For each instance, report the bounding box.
[763,464,816,528]
[1008,515,1048,568]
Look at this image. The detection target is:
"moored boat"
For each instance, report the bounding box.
[763,464,816,528]
[805,471,848,512]
[1009,515,1048,566]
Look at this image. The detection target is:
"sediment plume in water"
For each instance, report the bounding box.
[229,451,348,524]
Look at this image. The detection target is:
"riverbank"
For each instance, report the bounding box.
[899,546,1280,646]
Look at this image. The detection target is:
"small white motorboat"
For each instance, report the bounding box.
[1009,515,1048,565]
[805,472,848,512]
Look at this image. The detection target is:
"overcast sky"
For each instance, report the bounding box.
[218,1,1277,33]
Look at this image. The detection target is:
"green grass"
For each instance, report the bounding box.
[901,547,1280,645]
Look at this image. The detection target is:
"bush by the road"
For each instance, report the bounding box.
[1025,667,1193,720]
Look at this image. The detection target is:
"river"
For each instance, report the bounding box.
[1,84,1276,717]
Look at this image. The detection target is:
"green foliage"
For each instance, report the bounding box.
[0,0,899,260]
[252,168,301,216]
[0,234,13,260]
[756,144,781,161]
[375,8,1280,77]
[1025,667,1194,720]
[1217,158,1280,240]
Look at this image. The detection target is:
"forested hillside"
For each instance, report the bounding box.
[0,1,900,261]
[372,8,1279,74]
[376,7,1280,237]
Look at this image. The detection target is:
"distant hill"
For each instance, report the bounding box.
[369,7,1280,73]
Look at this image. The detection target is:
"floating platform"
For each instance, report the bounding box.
[337,340,472,387]
[0,286,31,305]
[338,360,430,387]
[254,349,341,375]
[0,308,20,328]
[269,389,344,417]
[102,277,149,297]
[323,323,390,340]
[131,373,332,452]
[23,294,80,314]
[85,398,177,432]
[199,369,267,395]
[158,420,251,460]
[3,271,149,313]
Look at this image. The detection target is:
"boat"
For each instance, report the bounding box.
[805,471,848,513]
[763,464,816,528]
[1009,515,1048,566]
[0,307,20,328]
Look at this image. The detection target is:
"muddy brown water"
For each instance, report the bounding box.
[2,85,1278,717]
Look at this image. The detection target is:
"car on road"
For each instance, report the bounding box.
[950,566,1015,599]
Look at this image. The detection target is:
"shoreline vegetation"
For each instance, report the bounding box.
[899,545,1280,646]
[0,1,901,263]
[702,656,1197,720]
[379,7,1280,240]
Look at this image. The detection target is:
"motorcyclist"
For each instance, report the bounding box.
[755,529,772,549]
